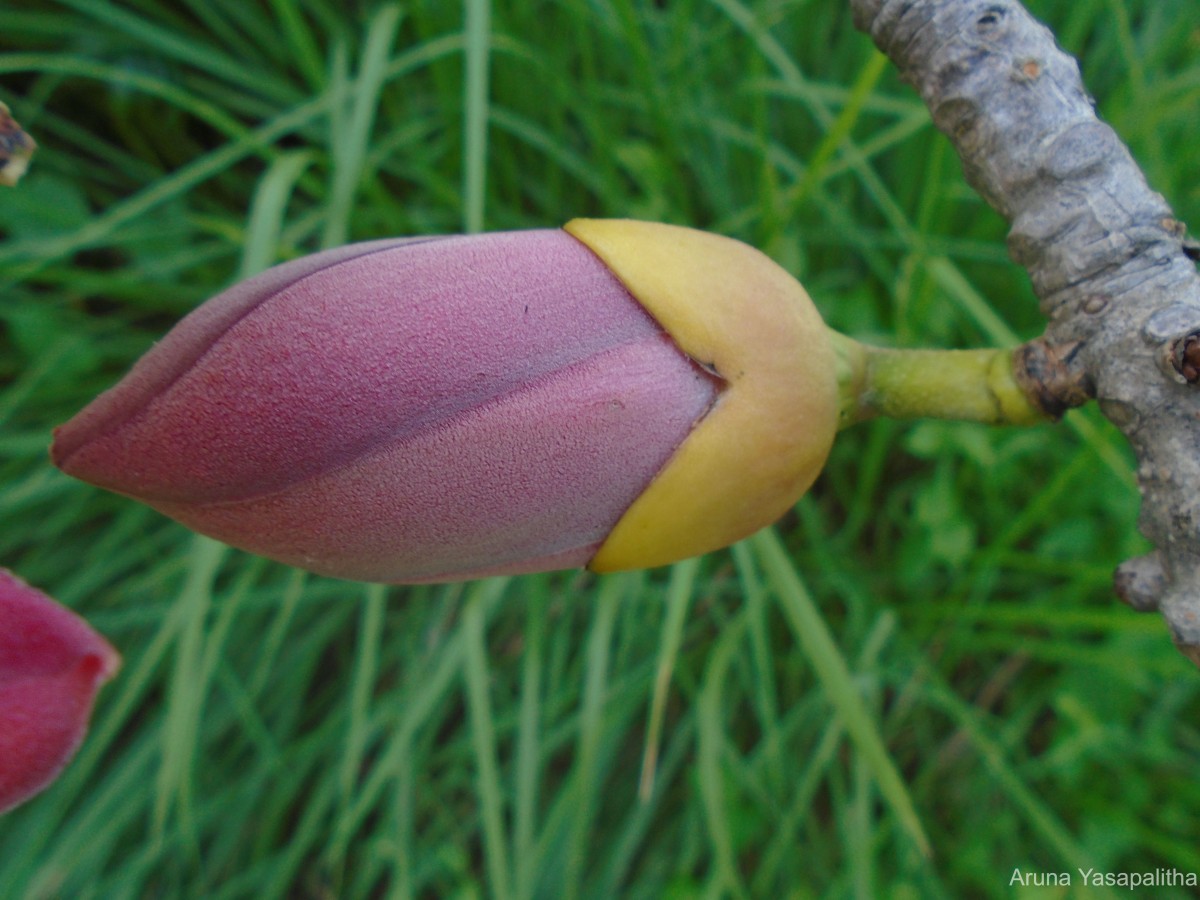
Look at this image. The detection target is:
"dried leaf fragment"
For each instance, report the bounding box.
[0,101,36,187]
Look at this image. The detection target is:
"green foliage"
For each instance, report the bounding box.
[2,0,1199,896]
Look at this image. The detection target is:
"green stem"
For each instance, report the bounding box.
[829,330,1051,430]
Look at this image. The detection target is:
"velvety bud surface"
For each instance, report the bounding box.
[0,569,120,815]
[53,231,719,581]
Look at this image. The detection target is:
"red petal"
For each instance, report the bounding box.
[0,570,120,815]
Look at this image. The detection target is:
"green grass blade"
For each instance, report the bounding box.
[696,613,752,899]
[638,557,699,799]
[240,150,314,278]
[563,573,625,900]
[462,0,492,232]
[753,528,932,858]
[322,4,403,248]
[154,536,227,862]
[513,582,547,899]
[463,578,513,900]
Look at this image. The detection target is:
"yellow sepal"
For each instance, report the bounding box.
[564,219,837,571]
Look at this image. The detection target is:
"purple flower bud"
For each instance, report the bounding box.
[53,229,725,581]
[0,569,120,815]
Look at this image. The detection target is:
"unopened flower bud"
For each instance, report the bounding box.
[53,220,836,581]
[0,569,119,815]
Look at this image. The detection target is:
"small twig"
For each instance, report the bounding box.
[830,330,1054,429]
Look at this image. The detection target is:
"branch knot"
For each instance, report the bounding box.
[1013,339,1092,417]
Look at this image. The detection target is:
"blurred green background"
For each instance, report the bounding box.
[2,1,1198,897]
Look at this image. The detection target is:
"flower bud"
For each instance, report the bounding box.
[52,220,836,581]
[0,569,120,815]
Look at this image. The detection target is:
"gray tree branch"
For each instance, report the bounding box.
[849,0,1200,666]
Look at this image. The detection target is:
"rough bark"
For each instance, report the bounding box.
[849,0,1200,666]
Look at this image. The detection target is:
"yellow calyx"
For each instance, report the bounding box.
[565,218,837,572]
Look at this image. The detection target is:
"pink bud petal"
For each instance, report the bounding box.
[0,569,120,815]
[53,231,719,581]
